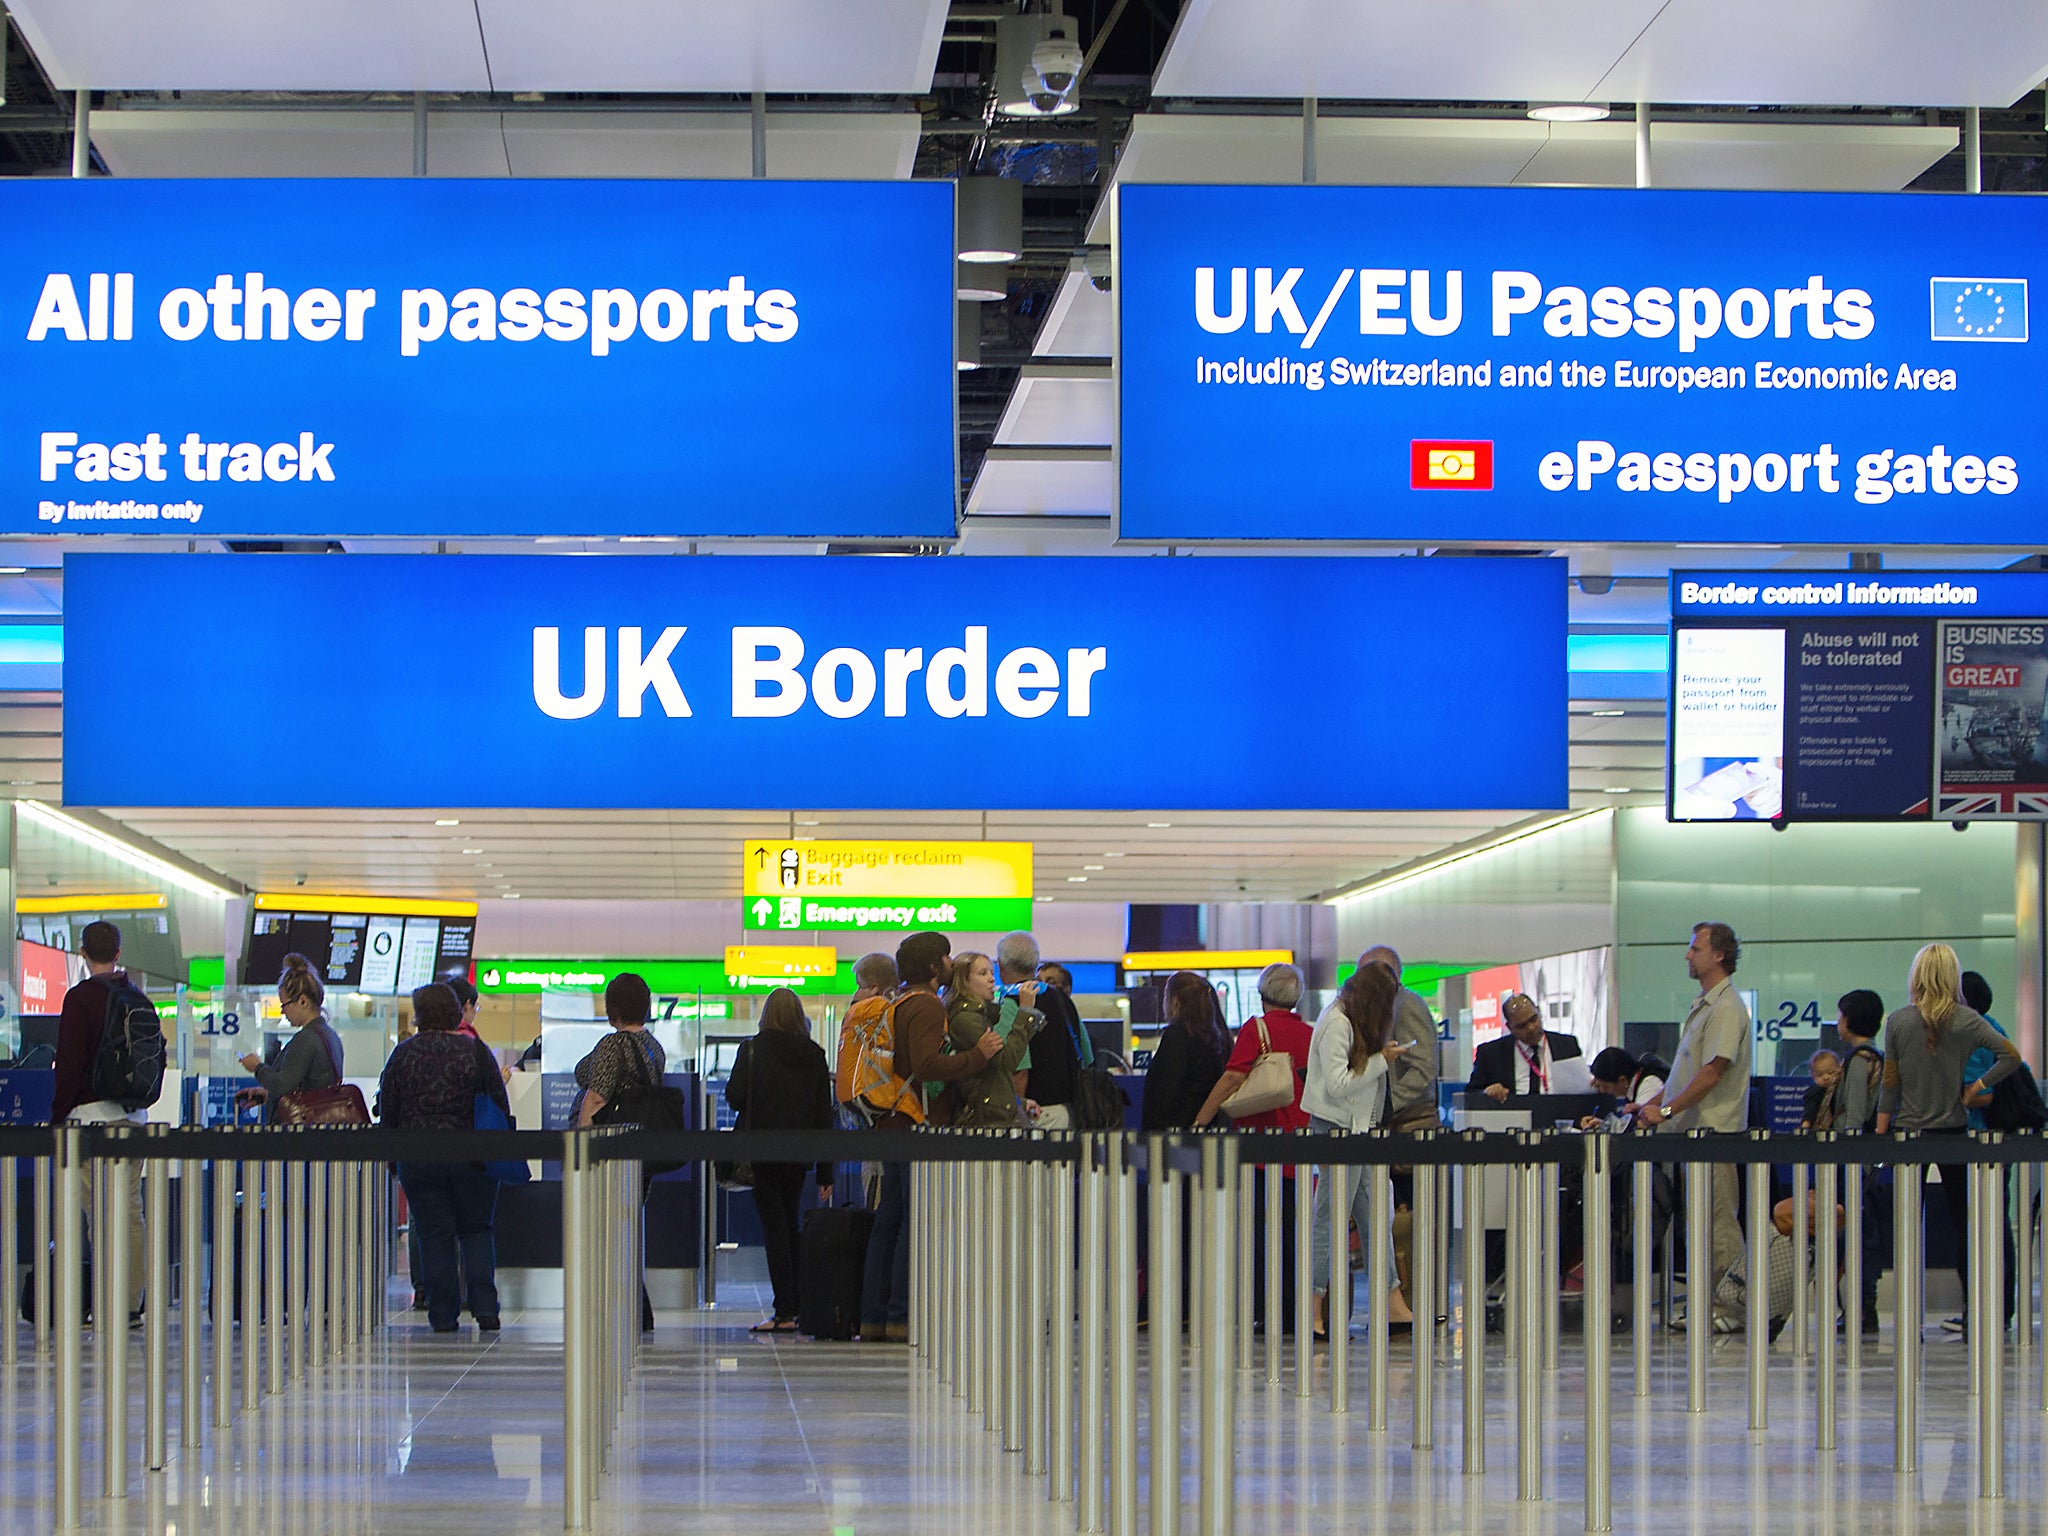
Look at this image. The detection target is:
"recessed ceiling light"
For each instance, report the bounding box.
[434,818,460,827]
[1527,102,1610,122]
[1103,851,1125,858]
[0,567,28,576]
[1035,895,1055,903]
[1591,709,1625,717]
[1083,864,1104,871]
[503,892,522,899]
[1067,875,1089,883]
[462,848,484,854]
[796,819,821,826]
[1146,822,1172,829]
[1601,787,1635,794]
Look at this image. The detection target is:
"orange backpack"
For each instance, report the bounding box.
[835,994,927,1126]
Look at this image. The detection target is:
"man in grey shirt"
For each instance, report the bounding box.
[1633,922,1751,1332]
[1359,945,1440,1319]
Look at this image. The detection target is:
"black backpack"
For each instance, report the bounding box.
[90,975,166,1112]
[1985,1063,2048,1133]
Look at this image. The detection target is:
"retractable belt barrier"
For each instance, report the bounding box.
[6,1122,2046,1532]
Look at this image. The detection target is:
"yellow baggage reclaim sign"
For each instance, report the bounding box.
[741,839,1034,932]
[723,945,840,980]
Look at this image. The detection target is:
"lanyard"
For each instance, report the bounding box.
[1516,1039,1547,1092]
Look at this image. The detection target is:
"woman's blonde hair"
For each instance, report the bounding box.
[948,951,991,999]
[1908,942,1961,1046]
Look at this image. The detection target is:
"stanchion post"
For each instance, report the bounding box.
[1025,1149,1049,1477]
[180,1154,203,1450]
[265,1152,285,1395]
[979,1151,1000,1430]
[146,1136,170,1473]
[1685,1137,1710,1415]
[1893,1154,1920,1473]
[1079,1135,1106,1533]
[1543,1157,1561,1372]
[1411,1155,1435,1452]
[1010,1151,1031,1455]
[563,1133,590,1531]
[1976,1150,2004,1499]
[1631,1156,1652,1397]
[2015,1157,2033,1363]
[0,1154,14,1367]
[287,1155,305,1382]
[54,1125,83,1531]
[1462,1157,1485,1477]
[308,1161,327,1368]
[1844,1159,1864,1373]
[1111,1135,1139,1536]
[211,1154,232,1430]
[1292,1139,1313,1401]
[1199,1134,1234,1536]
[1746,1150,1769,1431]
[241,1159,261,1412]
[1051,1141,1076,1504]
[1516,1146,1542,1501]
[1236,1154,1254,1372]
[1263,1155,1282,1386]
[1790,1160,1809,1362]
[34,1150,51,1356]
[1583,1134,1612,1534]
[1147,1135,1179,1536]
[104,1131,134,1498]
[1327,1158,1349,1414]
[1815,1156,1837,1452]
[1366,1155,1391,1432]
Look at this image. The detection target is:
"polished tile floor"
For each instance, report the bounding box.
[0,1271,2044,1533]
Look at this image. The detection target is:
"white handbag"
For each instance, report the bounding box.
[1220,1014,1296,1120]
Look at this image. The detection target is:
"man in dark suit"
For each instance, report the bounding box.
[1469,991,1583,1102]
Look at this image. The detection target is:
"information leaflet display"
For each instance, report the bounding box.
[1,179,955,540]
[65,553,1569,812]
[1669,571,2048,821]
[1120,185,2045,544]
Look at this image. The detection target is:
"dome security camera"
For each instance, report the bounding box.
[1084,250,1112,292]
[1031,33,1083,96]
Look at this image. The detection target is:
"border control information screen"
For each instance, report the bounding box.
[1669,571,2048,821]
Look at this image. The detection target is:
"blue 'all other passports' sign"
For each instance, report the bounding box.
[1117,184,2048,545]
[62,553,1568,812]
[0,179,956,540]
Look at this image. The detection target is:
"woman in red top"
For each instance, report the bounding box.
[1192,962,1314,1131]
[1190,962,1312,1338]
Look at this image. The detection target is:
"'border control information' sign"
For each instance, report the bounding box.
[1119,185,2046,544]
[64,553,1567,811]
[2,179,955,540]
[1669,570,2048,822]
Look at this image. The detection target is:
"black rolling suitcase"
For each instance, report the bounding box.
[797,1205,873,1340]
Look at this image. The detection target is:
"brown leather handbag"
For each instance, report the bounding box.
[273,1025,370,1126]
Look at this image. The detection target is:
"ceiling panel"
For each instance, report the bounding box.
[964,450,1113,518]
[475,0,948,95]
[7,0,491,92]
[7,0,946,93]
[1086,113,1955,240]
[1035,270,1116,358]
[89,108,921,180]
[1153,0,2048,107]
[993,368,1113,448]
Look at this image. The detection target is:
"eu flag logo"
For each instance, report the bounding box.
[1930,277,2028,342]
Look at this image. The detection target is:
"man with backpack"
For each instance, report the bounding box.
[850,931,999,1342]
[51,921,161,1323]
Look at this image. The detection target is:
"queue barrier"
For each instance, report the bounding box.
[3,1122,2045,1533]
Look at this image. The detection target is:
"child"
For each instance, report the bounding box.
[1798,1049,1841,1131]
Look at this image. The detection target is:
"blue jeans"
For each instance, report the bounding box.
[1307,1115,1376,1294]
[398,1162,500,1329]
[861,1162,911,1327]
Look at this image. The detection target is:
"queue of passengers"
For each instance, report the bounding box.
[40,918,2032,1345]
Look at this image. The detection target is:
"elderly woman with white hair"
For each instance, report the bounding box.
[1193,961,1314,1131]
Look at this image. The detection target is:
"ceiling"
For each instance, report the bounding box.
[1153,0,2048,107]
[89,106,924,180]
[5,0,951,93]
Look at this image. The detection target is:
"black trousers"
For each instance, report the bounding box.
[1935,1162,2016,1324]
[750,1164,808,1321]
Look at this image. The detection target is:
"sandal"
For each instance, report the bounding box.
[749,1317,781,1333]
[773,1318,801,1332]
